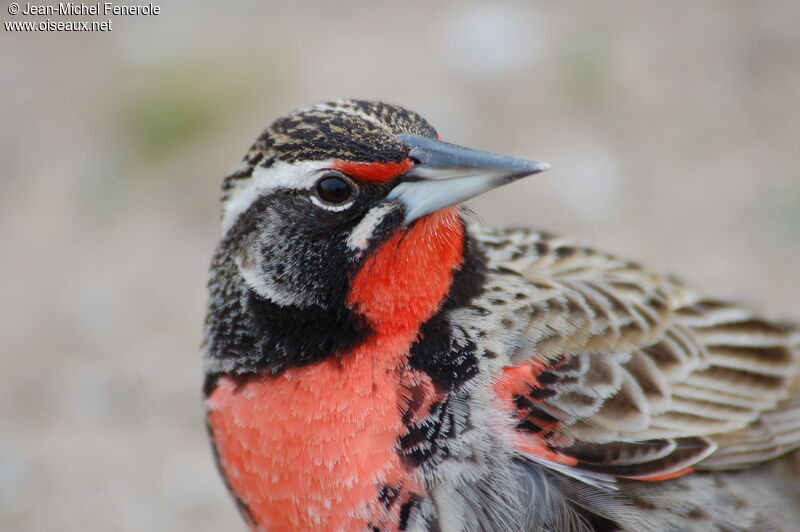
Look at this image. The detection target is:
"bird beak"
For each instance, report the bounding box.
[388,134,550,224]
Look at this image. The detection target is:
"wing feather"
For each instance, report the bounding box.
[478,227,800,481]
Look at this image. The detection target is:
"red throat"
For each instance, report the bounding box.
[347,207,466,335]
[207,209,465,531]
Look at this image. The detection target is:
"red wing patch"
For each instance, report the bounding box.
[496,355,709,482]
[494,358,578,466]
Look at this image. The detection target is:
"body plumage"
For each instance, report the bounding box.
[204,100,800,531]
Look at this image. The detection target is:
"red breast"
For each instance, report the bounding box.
[207,208,464,530]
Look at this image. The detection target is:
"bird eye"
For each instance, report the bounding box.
[315,175,354,205]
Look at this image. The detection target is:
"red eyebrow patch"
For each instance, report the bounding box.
[333,158,413,182]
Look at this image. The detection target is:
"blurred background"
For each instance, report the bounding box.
[1,1,799,530]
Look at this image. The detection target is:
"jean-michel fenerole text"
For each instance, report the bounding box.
[20,2,160,16]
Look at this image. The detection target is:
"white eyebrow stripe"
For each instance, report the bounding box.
[220,159,331,235]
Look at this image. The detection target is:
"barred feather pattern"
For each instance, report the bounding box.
[417,226,800,531]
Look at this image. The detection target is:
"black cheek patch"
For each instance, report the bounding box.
[205,193,375,376]
[247,292,371,373]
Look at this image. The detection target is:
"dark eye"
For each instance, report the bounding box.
[315,175,353,204]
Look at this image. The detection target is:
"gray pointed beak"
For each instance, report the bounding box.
[387,134,550,224]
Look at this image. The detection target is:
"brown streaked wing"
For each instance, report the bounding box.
[477,227,800,478]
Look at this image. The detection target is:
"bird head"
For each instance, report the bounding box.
[210,100,548,372]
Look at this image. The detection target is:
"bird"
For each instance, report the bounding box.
[203,100,800,532]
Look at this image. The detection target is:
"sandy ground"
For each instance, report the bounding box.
[2,1,799,530]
